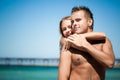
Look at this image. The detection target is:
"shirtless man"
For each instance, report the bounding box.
[58,6,115,80]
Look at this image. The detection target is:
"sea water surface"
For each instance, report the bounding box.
[0,65,119,80]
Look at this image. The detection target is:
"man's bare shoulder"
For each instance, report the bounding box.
[102,37,114,55]
[104,37,112,45]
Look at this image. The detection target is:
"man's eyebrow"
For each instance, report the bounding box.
[71,18,81,23]
[74,18,81,22]
[75,18,81,20]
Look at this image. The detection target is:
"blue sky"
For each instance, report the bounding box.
[0,0,120,59]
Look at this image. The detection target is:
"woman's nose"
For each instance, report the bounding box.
[67,28,71,32]
[66,29,71,35]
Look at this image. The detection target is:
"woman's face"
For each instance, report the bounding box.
[61,19,72,38]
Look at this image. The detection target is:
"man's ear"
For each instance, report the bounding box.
[88,18,93,28]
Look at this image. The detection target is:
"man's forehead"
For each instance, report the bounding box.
[71,11,85,20]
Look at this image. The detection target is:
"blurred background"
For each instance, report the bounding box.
[0,0,120,80]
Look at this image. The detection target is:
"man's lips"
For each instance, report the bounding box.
[73,27,80,32]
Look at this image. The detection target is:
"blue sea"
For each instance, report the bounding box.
[0,65,119,80]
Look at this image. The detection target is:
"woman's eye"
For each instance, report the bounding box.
[62,28,66,31]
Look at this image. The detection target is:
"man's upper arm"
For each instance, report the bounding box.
[102,38,115,67]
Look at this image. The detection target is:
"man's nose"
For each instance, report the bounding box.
[72,21,77,29]
[72,23,77,32]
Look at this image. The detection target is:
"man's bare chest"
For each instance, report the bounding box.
[70,43,103,66]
